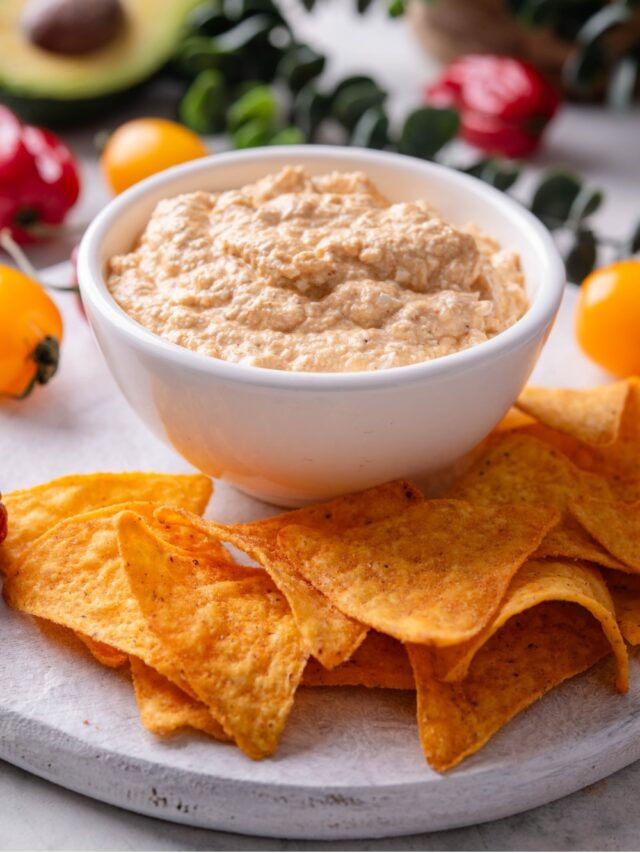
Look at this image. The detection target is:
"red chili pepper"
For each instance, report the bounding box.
[0,106,81,243]
[0,495,7,545]
[425,55,560,158]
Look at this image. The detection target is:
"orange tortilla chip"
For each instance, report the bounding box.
[130,657,229,741]
[516,382,630,447]
[156,480,423,669]
[78,634,128,669]
[303,632,414,690]
[118,512,308,760]
[495,407,537,432]
[451,433,627,569]
[0,471,212,571]
[408,601,611,772]
[277,500,558,646]
[604,571,640,645]
[569,496,640,573]
[3,504,210,699]
[433,559,627,693]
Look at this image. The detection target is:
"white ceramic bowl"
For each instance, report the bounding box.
[78,146,564,506]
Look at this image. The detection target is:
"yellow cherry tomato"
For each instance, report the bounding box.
[100,118,209,194]
[576,259,640,377]
[0,264,63,398]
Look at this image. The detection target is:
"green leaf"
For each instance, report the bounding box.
[565,229,597,283]
[187,1,230,37]
[269,126,306,145]
[568,185,604,224]
[215,13,278,51]
[179,69,228,134]
[357,0,376,10]
[563,40,608,91]
[332,75,383,101]
[607,55,639,109]
[481,159,521,191]
[531,170,582,228]
[387,0,405,14]
[575,3,632,45]
[332,82,387,130]
[351,107,390,149]
[227,84,277,131]
[300,0,316,10]
[398,107,459,160]
[230,118,275,148]
[223,0,287,23]
[292,84,331,141]
[276,44,326,92]
[173,36,225,78]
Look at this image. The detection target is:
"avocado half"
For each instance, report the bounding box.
[0,0,201,125]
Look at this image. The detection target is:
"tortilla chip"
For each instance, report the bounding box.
[118,512,308,760]
[77,634,128,668]
[3,504,201,699]
[569,496,640,572]
[302,632,414,690]
[450,433,627,569]
[495,407,537,432]
[604,571,640,645]
[516,382,630,447]
[156,480,423,669]
[433,559,627,693]
[130,657,229,741]
[0,472,212,571]
[277,500,558,646]
[408,601,610,772]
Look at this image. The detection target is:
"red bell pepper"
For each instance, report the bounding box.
[0,106,81,243]
[425,55,560,158]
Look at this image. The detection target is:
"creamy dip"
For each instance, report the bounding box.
[107,167,527,372]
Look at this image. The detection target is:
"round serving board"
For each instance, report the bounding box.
[1,271,635,840]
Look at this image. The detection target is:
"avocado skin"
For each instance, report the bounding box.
[0,87,145,127]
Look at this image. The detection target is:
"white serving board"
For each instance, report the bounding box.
[1,271,635,841]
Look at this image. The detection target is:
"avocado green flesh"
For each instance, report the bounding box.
[0,0,200,105]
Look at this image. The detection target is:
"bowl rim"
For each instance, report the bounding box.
[77,145,565,391]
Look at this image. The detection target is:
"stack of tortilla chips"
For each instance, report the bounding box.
[2,378,640,772]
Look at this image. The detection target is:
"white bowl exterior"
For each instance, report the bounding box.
[78,147,564,505]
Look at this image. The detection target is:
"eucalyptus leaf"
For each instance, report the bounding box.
[227,84,277,131]
[215,13,278,51]
[563,40,608,91]
[231,118,275,148]
[188,1,230,36]
[351,107,389,149]
[277,44,326,92]
[481,159,521,191]
[269,126,306,145]
[575,2,632,45]
[607,55,639,109]
[179,69,228,134]
[568,185,604,225]
[173,36,225,78]
[300,0,316,10]
[223,0,286,23]
[332,75,383,101]
[387,0,405,14]
[565,229,597,283]
[357,0,376,10]
[398,107,459,160]
[531,170,582,228]
[332,82,387,130]
[292,85,330,141]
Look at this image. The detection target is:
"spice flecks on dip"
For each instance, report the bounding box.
[107,166,527,372]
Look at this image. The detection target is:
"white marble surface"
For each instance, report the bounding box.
[2,0,640,848]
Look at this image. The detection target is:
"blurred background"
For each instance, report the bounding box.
[1,0,638,273]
